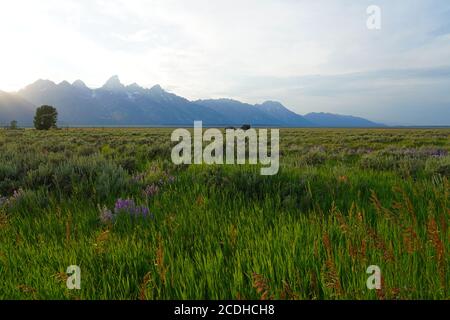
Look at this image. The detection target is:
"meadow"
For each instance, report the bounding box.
[0,128,448,299]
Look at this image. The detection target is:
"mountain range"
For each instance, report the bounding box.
[0,76,384,127]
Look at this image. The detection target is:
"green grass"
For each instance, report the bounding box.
[0,128,448,299]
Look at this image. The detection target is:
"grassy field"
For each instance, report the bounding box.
[0,128,448,300]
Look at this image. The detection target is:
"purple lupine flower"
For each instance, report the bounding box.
[114,198,136,214]
[428,148,448,158]
[140,206,154,219]
[114,198,153,219]
[143,184,159,197]
[388,147,448,158]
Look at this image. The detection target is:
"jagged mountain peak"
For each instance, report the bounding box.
[259,100,287,111]
[31,79,56,87]
[102,75,125,91]
[261,100,283,106]
[197,98,253,106]
[35,79,56,85]
[72,80,88,89]
[126,83,146,94]
[127,82,143,89]
[149,84,164,93]
[20,79,57,93]
[58,80,71,87]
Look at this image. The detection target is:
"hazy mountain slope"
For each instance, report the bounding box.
[256,101,313,127]
[195,99,315,126]
[195,98,284,126]
[19,79,108,125]
[0,91,35,125]
[304,112,384,127]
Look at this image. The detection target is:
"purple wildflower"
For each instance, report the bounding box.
[114,198,153,219]
[140,206,153,219]
[387,147,448,158]
[114,198,136,214]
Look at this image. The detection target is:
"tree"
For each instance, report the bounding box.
[9,120,18,130]
[34,105,58,130]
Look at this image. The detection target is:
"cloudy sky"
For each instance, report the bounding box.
[0,0,449,125]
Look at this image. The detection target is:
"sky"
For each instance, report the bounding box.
[0,0,449,125]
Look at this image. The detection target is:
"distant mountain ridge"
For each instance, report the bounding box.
[304,112,385,127]
[194,99,313,126]
[0,76,384,127]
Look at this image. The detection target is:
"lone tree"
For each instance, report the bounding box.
[34,105,58,130]
[9,120,18,130]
